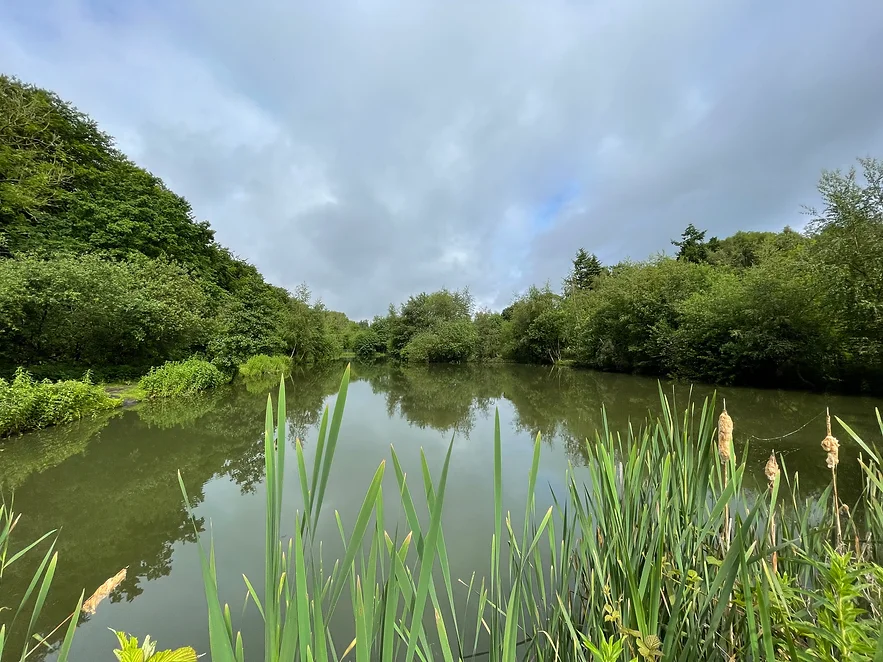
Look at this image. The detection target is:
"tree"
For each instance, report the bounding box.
[804,157,883,390]
[564,248,603,293]
[502,286,568,363]
[672,224,718,264]
[387,288,473,358]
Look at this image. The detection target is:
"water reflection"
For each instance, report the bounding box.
[0,360,879,659]
[355,362,880,495]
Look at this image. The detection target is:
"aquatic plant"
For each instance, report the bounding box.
[0,368,119,437]
[177,367,883,660]
[139,358,226,398]
[0,499,82,661]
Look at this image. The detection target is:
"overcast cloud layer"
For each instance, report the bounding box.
[2,0,883,318]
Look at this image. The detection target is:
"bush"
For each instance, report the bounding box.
[502,286,568,364]
[0,254,213,370]
[238,354,292,379]
[402,319,477,363]
[139,358,226,398]
[0,368,120,436]
[672,260,839,387]
[570,258,714,373]
[352,329,384,359]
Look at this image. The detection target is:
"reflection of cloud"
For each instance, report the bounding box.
[3,1,882,317]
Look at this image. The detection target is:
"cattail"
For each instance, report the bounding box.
[764,453,780,484]
[718,405,734,463]
[822,409,843,550]
[765,453,780,574]
[719,402,734,550]
[821,412,840,469]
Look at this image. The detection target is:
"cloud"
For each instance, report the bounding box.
[2,0,882,318]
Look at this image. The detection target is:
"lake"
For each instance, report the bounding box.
[1,361,880,660]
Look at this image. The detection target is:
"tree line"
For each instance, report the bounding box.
[355,159,883,393]
[0,74,362,380]
[3,73,881,392]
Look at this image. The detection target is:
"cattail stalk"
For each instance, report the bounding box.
[765,453,780,574]
[821,409,842,551]
[718,402,734,550]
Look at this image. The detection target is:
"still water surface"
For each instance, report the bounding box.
[1,361,880,659]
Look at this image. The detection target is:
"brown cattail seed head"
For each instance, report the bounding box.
[822,409,840,469]
[765,453,780,485]
[718,407,733,463]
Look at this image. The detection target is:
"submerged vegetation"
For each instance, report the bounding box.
[0,369,119,437]
[139,358,227,398]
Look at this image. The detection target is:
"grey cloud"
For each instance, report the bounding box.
[2,0,882,318]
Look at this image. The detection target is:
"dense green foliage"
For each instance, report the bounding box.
[0,75,354,380]
[139,358,227,398]
[237,354,292,379]
[4,73,882,393]
[0,253,212,374]
[0,368,119,437]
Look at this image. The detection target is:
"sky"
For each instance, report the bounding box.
[2,0,883,319]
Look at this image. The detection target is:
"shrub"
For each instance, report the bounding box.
[139,358,226,398]
[672,260,839,387]
[570,258,714,373]
[0,368,120,437]
[0,254,213,370]
[352,329,384,359]
[402,319,477,363]
[238,354,292,379]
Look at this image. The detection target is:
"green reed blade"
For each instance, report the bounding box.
[418,445,460,651]
[310,406,330,526]
[434,607,456,662]
[178,472,237,662]
[404,438,454,662]
[328,461,385,614]
[391,446,425,555]
[242,573,265,620]
[313,365,351,535]
[4,529,56,569]
[21,550,57,659]
[54,589,84,662]
[264,394,280,661]
[10,537,56,628]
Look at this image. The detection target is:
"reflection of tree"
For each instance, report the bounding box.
[362,363,501,436]
[353,361,874,504]
[0,414,214,660]
[0,410,122,492]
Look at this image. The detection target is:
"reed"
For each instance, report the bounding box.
[173,367,883,661]
[0,499,82,662]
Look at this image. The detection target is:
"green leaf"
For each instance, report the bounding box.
[148,647,200,662]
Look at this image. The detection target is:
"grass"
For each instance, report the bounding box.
[238,355,293,379]
[175,366,883,661]
[139,358,227,398]
[0,368,120,437]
